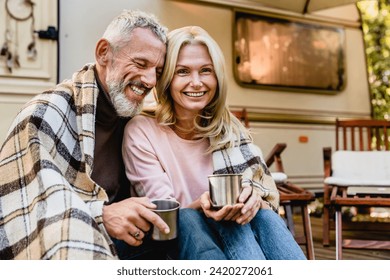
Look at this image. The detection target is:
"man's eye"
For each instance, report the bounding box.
[135,61,146,68]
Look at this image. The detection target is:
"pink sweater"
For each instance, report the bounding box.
[122,115,213,207]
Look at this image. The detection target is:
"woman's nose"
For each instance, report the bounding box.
[190,75,203,88]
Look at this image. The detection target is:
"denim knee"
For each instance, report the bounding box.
[250,209,307,260]
[178,208,226,260]
[253,209,288,228]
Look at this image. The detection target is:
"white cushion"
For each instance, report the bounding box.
[271,172,288,183]
[324,177,390,186]
[324,151,390,186]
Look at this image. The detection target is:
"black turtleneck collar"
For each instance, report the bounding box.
[91,66,131,203]
[94,67,120,126]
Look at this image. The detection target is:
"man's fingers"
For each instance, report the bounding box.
[129,197,157,209]
[112,222,144,246]
[127,224,145,240]
[122,233,143,247]
[139,207,170,234]
[125,197,168,233]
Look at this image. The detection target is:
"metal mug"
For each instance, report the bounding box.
[151,199,180,241]
[208,174,243,207]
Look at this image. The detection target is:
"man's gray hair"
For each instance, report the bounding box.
[102,10,168,49]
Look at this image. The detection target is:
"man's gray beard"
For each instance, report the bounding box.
[107,81,143,118]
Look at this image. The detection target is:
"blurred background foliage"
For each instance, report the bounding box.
[358,0,390,120]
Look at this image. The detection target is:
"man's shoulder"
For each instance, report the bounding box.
[16,83,79,126]
[27,87,75,113]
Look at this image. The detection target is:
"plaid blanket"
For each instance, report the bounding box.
[212,137,280,211]
[0,64,117,259]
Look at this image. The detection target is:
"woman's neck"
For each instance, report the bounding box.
[172,108,203,140]
[171,120,196,140]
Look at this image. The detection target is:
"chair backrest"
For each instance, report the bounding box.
[265,143,287,172]
[230,108,249,128]
[335,118,390,151]
[329,151,390,184]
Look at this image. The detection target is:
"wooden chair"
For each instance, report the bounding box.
[265,143,316,260]
[323,118,390,259]
[230,108,315,259]
[230,108,249,128]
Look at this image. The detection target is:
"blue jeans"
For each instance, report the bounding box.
[178,208,306,260]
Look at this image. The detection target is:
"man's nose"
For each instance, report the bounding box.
[141,68,157,88]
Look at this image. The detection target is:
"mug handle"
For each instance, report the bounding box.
[242,178,270,198]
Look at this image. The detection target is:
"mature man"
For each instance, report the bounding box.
[0,10,168,259]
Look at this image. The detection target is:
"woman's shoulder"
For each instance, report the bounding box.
[130,112,157,123]
[127,113,154,127]
[125,114,162,135]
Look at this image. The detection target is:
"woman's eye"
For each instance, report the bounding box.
[201,68,213,74]
[176,69,189,75]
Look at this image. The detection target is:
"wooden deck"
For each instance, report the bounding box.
[294,215,390,260]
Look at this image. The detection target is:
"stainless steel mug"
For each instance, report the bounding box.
[151,199,180,241]
[208,174,243,207]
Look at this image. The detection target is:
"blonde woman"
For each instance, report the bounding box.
[122,26,306,260]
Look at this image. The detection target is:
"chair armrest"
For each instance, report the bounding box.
[265,143,287,171]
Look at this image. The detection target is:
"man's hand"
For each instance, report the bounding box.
[102,197,169,246]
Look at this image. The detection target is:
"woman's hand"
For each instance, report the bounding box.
[199,192,244,221]
[236,186,271,225]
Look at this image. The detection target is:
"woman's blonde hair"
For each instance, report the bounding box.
[154,26,250,153]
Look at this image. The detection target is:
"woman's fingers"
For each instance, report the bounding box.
[223,204,244,221]
[238,186,252,203]
[203,205,233,221]
[236,188,263,224]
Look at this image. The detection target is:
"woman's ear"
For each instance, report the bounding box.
[95,39,110,66]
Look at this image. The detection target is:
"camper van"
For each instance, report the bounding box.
[0,0,370,193]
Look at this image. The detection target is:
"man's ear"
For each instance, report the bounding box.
[95,39,110,66]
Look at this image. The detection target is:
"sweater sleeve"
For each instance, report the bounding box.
[122,116,175,200]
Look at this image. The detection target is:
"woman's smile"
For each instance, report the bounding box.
[183,91,207,97]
